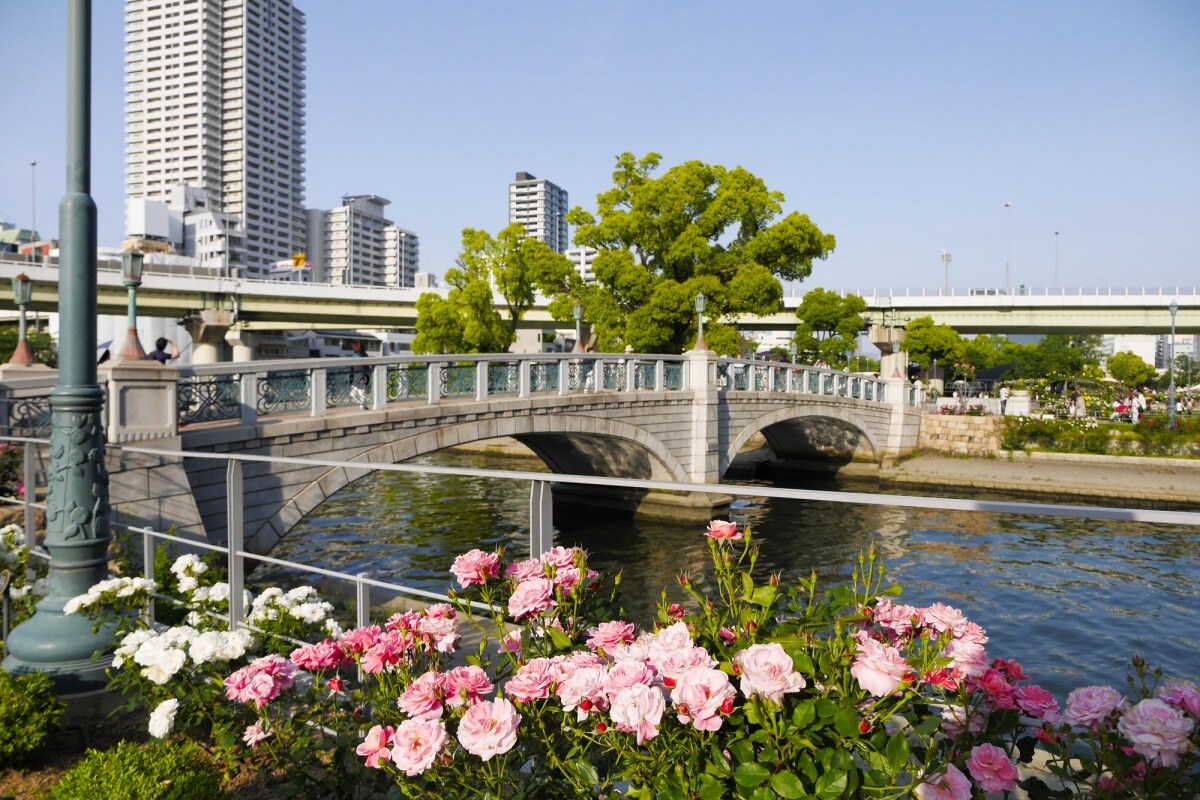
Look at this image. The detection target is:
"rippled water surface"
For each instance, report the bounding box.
[267,451,1199,699]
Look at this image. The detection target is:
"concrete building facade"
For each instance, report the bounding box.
[305,195,420,287]
[124,0,307,279]
[509,172,568,253]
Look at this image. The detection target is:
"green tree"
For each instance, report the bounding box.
[901,316,964,370]
[413,224,580,354]
[1106,351,1155,388]
[1008,334,1104,381]
[567,152,835,354]
[793,288,866,368]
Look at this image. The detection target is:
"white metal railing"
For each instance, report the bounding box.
[714,357,891,405]
[3,434,1199,648]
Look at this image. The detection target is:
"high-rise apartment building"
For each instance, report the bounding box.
[305,195,420,287]
[124,0,306,279]
[509,172,568,253]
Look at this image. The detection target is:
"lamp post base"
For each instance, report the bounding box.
[118,327,146,361]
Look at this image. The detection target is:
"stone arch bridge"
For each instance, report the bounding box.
[0,352,920,555]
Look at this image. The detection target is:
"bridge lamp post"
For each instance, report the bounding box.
[694,293,707,350]
[1168,299,1178,428]
[573,302,583,353]
[118,250,145,361]
[8,273,36,365]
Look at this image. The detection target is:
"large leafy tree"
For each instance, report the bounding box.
[1106,351,1155,388]
[0,327,57,367]
[793,288,866,368]
[566,152,836,354]
[413,224,579,354]
[902,316,965,370]
[1008,334,1104,381]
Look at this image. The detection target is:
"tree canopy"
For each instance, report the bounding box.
[902,317,965,370]
[413,224,579,354]
[792,288,866,368]
[1105,351,1155,388]
[566,152,835,354]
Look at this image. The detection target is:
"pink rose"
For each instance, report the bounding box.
[506,658,554,703]
[915,763,972,800]
[361,637,403,675]
[942,638,989,678]
[1064,685,1126,728]
[653,645,717,685]
[704,520,741,541]
[1156,679,1200,718]
[224,655,296,708]
[609,683,666,745]
[540,546,584,570]
[507,577,555,620]
[398,671,446,720]
[418,615,460,654]
[966,743,1018,793]
[457,698,521,761]
[444,665,494,709]
[504,558,544,582]
[243,720,272,748]
[850,632,910,697]
[588,620,636,653]
[338,625,382,656]
[920,602,969,637]
[1014,684,1060,721]
[671,668,736,732]
[733,643,806,703]
[390,719,448,776]
[356,724,394,769]
[450,549,500,587]
[940,703,986,738]
[558,666,608,721]
[1117,698,1196,768]
[290,639,347,672]
[602,661,657,703]
[870,597,918,639]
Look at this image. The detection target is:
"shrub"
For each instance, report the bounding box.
[0,669,65,767]
[47,739,227,800]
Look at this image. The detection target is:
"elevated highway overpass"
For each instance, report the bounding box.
[1,253,1197,335]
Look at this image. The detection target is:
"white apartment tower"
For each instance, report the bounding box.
[124,0,307,279]
[509,172,568,253]
[305,195,420,287]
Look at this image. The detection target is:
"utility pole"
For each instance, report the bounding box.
[941,250,951,295]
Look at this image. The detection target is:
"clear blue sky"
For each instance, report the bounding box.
[2,1,1197,293]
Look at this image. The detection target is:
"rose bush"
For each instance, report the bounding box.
[68,527,1199,799]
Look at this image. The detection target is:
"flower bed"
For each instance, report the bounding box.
[62,523,1198,799]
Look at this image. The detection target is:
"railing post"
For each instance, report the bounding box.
[625,358,636,392]
[529,480,553,560]
[654,358,665,391]
[356,572,370,630]
[142,529,155,627]
[475,361,488,402]
[240,370,261,425]
[21,444,36,550]
[371,364,387,410]
[310,367,327,418]
[227,459,245,631]
[428,362,443,405]
[558,359,570,396]
[519,359,531,398]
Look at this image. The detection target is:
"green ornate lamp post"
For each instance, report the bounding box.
[1168,299,1178,429]
[694,293,707,350]
[572,302,583,353]
[118,250,146,361]
[3,0,115,692]
[7,274,36,366]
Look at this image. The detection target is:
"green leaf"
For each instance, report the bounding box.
[815,698,836,719]
[749,584,778,608]
[697,773,727,800]
[740,571,755,600]
[566,758,599,788]
[886,731,910,772]
[833,706,860,738]
[547,626,573,651]
[729,740,756,765]
[791,700,816,729]
[769,769,807,799]
[734,762,770,788]
[815,769,848,800]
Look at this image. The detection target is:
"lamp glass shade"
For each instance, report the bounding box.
[695,293,706,314]
[573,303,582,322]
[121,251,145,283]
[11,274,33,306]
[1169,300,1178,316]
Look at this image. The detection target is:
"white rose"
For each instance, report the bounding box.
[148,698,179,738]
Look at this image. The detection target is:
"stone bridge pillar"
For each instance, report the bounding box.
[183,309,234,364]
[687,347,720,483]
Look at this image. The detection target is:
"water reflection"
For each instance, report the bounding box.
[267,450,1199,699]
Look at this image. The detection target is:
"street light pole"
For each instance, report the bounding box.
[1168,299,1178,429]
[7,274,35,365]
[3,0,115,692]
[941,249,951,295]
[118,250,145,360]
[572,302,583,353]
[30,161,37,239]
[1054,231,1060,290]
[694,293,707,350]
[1004,202,1012,294]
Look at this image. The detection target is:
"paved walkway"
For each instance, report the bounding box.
[877,451,1200,509]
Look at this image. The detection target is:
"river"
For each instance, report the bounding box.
[263,449,1199,700]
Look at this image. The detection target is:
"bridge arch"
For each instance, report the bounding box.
[247,413,690,553]
[723,406,883,473]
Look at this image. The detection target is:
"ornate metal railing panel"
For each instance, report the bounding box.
[441,364,476,398]
[327,366,369,409]
[665,363,684,390]
[387,364,428,401]
[851,377,862,399]
[753,369,769,392]
[634,362,655,390]
[5,395,52,437]
[601,361,626,391]
[837,375,849,397]
[178,374,241,425]
[864,381,874,402]
[529,362,558,393]
[568,360,593,391]
[487,363,520,396]
[257,370,310,416]
[807,370,820,394]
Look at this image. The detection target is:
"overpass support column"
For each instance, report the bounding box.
[224,329,254,362]
[183,309,234,364]
[686,347,720,483]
